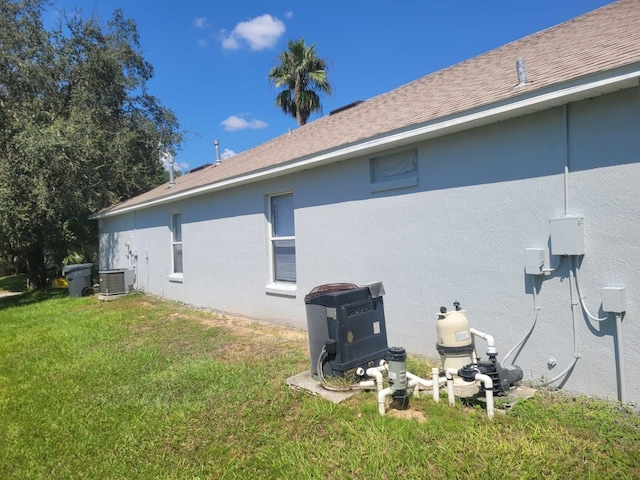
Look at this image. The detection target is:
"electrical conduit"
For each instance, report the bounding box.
[539,256,581,386]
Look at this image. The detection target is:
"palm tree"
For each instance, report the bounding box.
[268,38,331,126]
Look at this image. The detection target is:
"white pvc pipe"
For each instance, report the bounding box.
[357,380,376,389]
[366,366,386,393]
[541,256,581,387]
[615,313,626,404]
[475,373,495,420]
[573,262,608,322]
[502,277,540,366]
[470,328,497,356]
[405,368,444,401]
[563,104,570,216]
[406,372,430,398]
[445,368,494,420]
[445,368,457,406]
[432,368,440,403]
[408,378,419,397]
[406,371,434,388]
[378,387,393,415]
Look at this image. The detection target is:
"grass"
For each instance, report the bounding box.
[0,273,28,293]
[1,287,639,479]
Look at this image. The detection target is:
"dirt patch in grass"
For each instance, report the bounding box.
[202,314,309,364]
[154,305,310,364]
[196,312,306,341]
[386,406,427,422]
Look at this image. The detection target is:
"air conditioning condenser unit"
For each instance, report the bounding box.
[99,269,135,296]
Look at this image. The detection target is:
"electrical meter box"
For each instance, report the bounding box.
[549,217,585,256]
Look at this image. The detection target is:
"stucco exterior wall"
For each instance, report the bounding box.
[98,87,640,403]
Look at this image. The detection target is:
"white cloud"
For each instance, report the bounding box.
[221,148,236,160]
[194,17,209,28]
[221,115,268,131]
[284,11,293,20]
[220,14,285,51]
[220,32,240,50]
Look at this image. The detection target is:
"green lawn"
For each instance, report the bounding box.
[1,289,639,479]
[0,273,28,293]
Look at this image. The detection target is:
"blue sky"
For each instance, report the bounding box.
[47,0,612,172]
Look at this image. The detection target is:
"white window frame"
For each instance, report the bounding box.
[266,192,296,296]
[370,148,419,192]
[169,212,183,282]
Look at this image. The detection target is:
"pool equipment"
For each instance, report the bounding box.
[437,302,524,418]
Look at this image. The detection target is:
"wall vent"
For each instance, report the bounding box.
[99,269,135,296]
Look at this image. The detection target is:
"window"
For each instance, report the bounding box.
[269,193,296,283]
[170,213,183,275]
[370,148,418,192]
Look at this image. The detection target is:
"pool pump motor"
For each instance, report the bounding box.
[457,356,524,396]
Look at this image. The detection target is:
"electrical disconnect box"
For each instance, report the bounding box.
[525,248,545,275]
[549,216,585,256]
[601,287,626,313]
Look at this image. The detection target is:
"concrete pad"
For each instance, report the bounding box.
[493,385,538,413]
[98,293,126,302]
[507,385,537,402]
[285,370,361,404]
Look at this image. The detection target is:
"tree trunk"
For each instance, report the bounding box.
[25,246,47,289]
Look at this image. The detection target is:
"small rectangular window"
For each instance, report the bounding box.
[370,148,418,191]
[171,213,183,275]
[269,193,296,283]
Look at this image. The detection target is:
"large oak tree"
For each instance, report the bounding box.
[0,0,181,287]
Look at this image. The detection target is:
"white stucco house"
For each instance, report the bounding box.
[93,0,640,404]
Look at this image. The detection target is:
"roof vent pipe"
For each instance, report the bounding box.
[214,139,221,163]
[516,58,528,86]
[168,154,175,187]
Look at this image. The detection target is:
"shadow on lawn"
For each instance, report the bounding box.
[0,288,69,310]
[0,274,28,293]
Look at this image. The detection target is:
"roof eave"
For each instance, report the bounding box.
[91,64,640,220]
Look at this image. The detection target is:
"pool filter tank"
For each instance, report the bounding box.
[437,302,523,397]
[436,302,476,371]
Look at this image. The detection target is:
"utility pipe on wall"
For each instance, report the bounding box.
[563,104,570,215]
[540,256,581,387]
[502,277,540,367]
[615,313,626,404]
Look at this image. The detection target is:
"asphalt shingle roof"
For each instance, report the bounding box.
[100,0,640,216]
